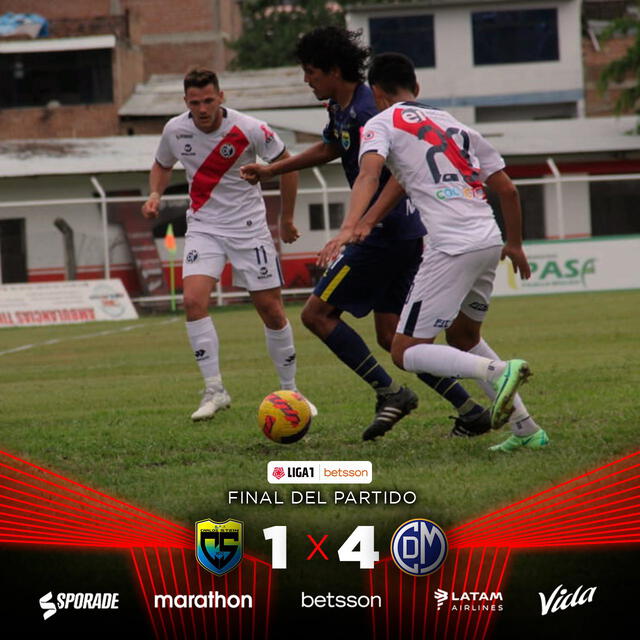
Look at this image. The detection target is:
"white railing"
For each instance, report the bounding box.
[1,166,639,305]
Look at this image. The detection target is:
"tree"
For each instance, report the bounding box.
[597,5,640,129]
[227,0,345,70]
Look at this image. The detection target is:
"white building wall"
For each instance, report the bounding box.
[348,0,583,123]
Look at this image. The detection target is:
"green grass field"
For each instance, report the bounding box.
[1,290,639,552]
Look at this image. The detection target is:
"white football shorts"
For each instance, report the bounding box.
[398,244,502,339]
[182,230,283,291]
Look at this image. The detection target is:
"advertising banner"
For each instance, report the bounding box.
[0,279,138,327]
[494,236,640,297]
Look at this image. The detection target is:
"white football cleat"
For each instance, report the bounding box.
[191,387,231,421]
[294,391,318,418]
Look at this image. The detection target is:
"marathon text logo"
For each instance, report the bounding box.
[268,461,372,484]
[39,592,120,620]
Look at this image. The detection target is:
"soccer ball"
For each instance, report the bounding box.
[258,390,312,444]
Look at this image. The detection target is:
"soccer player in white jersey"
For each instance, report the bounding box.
[142,68,314,421]
[323,53,548,451]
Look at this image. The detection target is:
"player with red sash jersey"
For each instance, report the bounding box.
[330,53,548,452]
[142,68,315,421]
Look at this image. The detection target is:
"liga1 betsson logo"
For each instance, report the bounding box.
[39,592,120,620]
[433,588,504,611]
[267,461,372,484]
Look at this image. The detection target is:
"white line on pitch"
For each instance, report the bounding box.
[0,317,179,357]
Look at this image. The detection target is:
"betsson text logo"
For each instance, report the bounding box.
[39,591,120,620]
[433,589,503,611]
[539,584,597,616]
[267,461,372,484]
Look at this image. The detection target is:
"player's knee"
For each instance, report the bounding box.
[376,332,393,352]
[390,342,406,370]
[183,293,208,320]
[300,303,326,336]
[446,329,479,352]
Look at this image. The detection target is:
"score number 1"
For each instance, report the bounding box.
[263,525,379,569]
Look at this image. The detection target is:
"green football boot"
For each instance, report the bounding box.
[489,359,531,429]
[489,428,550,452]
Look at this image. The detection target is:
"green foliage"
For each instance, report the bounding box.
[597,7,640,125]
[228,0,346,70]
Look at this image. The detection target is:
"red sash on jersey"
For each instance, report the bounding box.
[392,108,483,189]
[190,126,250,212]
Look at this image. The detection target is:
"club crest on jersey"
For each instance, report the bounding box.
[341,130,351,150]
[195,518,244,576]
[220,143,236,159]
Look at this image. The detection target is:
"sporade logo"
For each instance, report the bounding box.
[39,592,120,620]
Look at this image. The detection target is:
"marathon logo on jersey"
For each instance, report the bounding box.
[194,349,209,361]
[186,250,199,263]
[176,134,193,140]
[469,301,488,312]
[257,266,272,279]
[260,124,275,144]
[182,143,196,156]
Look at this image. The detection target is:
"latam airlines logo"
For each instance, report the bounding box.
[433,589,503,611]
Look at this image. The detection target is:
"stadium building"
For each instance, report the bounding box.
[1,0,639,301]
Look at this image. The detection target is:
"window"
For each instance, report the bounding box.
[590,180,640,236]
[1,49,113,108]
[472,9,559,65]
[476,102,577,123]
[486,184,545,240]
[309,203,344,230]
[369,15,435,68]
[0,218,27,283]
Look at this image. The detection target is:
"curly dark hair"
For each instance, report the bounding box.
[294,26,370,83]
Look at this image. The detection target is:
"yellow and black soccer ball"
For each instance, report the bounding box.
[258,390,312,444]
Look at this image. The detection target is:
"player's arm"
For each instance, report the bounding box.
[352,176,405,243]
[485,170,531,279]
[274,150,300,244]
[241,142,340,185]
[317,152,385,267]
[142,160,173,219]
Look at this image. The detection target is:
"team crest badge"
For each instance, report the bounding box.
[195,518,244,575]
[220,143,236,159]
[341,130,351,150]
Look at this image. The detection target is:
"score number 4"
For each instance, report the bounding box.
[263,525,379,569]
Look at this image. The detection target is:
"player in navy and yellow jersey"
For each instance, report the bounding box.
[241,27,490,441]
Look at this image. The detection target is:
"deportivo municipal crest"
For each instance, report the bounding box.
[195,518,244,575]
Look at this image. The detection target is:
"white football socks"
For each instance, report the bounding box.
[469,338,539,436]
[265,321,297,390]
[186,316,221,383]
[402,343,505,382]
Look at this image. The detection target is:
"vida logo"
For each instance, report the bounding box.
[539,584,597,616]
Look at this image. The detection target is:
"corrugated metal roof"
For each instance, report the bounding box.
[119,67,321,117]
[1,115,638,179]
